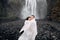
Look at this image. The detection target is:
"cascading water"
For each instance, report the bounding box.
[20,0,47,19]
[20,0,39,19]
[37,0,47,19]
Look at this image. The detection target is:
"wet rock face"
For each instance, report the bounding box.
[0,0,25,19]
[0,0,8,17]
[7,0,25,17]
[47,0,60,22]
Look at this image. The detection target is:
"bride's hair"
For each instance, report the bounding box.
[25,17,30,20]
[31,15,35,18]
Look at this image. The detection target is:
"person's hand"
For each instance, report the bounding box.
[19,30,24,33]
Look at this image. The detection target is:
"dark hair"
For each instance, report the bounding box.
[31,15,35,17]
[25,17,30,20]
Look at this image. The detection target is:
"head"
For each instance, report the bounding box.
[25,16,31,21]
[30,15,35,20]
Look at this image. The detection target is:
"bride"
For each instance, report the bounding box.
[18,15,37,40]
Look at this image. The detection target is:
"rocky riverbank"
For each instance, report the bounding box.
[0,20,60,40]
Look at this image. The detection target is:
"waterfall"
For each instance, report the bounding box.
[20,0,47,19]
[37,0,47,19]
[20,0,39,19]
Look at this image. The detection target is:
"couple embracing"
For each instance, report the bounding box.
[18,15,38,40]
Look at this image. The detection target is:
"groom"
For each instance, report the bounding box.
[18,15,37,40]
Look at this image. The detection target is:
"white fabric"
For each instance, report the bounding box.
[18,19,37,40]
